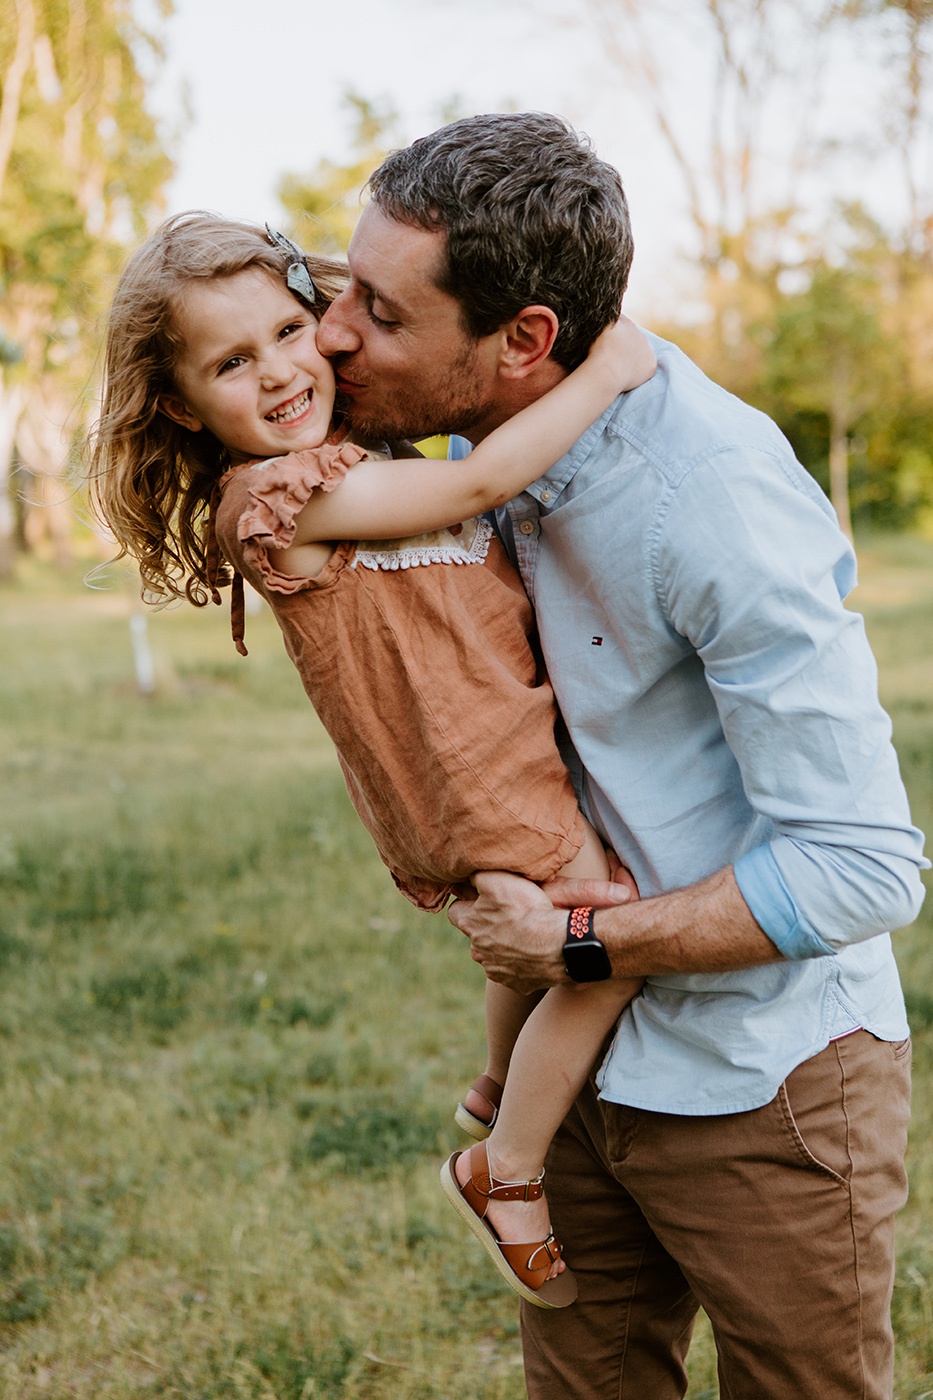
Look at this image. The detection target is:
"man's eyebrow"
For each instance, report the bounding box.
[358,277,407,319]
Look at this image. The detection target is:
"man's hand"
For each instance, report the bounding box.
[449,865,782,991]
[447,869,635,994]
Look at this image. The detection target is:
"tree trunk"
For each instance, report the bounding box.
[16,378,75,569]
[0,378,24,581]
[0,0,36,205]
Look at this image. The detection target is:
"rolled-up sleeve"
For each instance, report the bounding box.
[657,447,928,958]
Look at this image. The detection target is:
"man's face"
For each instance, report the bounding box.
[316,203,503,443]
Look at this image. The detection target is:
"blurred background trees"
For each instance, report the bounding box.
[564,0,933,536]
[278,93,402,257]
[2,0,933,578]
[271,0,933,539]
[0,0,172,579]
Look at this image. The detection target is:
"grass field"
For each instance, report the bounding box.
[1,536,931,1399]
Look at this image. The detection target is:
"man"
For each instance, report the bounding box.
[316,111,926,1399]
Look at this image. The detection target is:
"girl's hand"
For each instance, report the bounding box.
[587,316,657,393]
[283,317,655,551]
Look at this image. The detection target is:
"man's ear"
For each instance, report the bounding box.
[157,393,203,432]
[497,306,560,380]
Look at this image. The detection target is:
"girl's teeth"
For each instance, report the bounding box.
[268,391,310,423]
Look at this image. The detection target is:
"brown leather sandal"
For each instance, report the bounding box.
[439,1141,578,1309]
[454,1073,503,1140]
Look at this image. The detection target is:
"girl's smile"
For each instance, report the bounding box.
[158,268,337,465]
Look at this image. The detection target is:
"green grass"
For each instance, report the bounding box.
[0,538,930,1398]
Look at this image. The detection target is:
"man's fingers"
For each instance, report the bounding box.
[541,876,634,909]
[607,860,640,900]
[447,900,468,933]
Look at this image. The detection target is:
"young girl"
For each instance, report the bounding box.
[89,212,652,1311]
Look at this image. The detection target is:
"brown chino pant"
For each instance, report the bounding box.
[522,1030,911,1400]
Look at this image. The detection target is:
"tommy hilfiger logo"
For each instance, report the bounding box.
[592,637,603,646]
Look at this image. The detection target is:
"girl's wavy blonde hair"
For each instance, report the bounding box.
[87,211,347,605]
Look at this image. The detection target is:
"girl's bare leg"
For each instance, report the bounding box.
[456,820,643,1276]
[464,818,611,1122]
[462,981,543,1126]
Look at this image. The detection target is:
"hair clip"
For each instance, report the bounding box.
[265,224,319,310]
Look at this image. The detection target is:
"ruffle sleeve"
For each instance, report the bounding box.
[236,442,367,594]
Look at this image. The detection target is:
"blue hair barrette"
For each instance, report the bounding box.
[265,225,319,310]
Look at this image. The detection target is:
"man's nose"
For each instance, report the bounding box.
[316,291,361,356]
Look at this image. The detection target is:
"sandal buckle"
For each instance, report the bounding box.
[522,1169,545,1202]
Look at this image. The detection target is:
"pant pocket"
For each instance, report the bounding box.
[777,1044,852,1185]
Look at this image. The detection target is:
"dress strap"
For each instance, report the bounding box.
[206,480,249,657]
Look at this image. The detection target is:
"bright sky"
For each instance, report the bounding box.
[146,0,693,318]
[146,0,898,322]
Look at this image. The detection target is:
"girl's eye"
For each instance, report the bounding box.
[218,355,246,374]
[279,322,304,340]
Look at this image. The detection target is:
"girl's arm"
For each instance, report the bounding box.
[288,317,655,544]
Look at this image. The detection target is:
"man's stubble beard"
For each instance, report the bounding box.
[337,341,499,444]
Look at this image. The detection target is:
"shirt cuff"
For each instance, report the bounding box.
[733,845,837,960]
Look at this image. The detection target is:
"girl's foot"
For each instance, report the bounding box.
[455,1073,503,1140]
[453,1142,563,1283]
[440,1142,576,1309]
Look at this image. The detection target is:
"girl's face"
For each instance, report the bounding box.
[158,268,336,465]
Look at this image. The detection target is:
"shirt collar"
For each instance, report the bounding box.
[524,399,619,505]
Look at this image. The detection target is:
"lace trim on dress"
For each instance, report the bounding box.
[353,515,493,571]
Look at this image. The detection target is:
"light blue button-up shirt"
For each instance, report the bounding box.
[450,332,927,1114]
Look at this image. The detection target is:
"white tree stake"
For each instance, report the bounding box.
[130,612,156,695]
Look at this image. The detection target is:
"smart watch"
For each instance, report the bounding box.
[562,907,613,983]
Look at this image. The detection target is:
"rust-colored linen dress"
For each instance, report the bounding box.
[214,443,584,911]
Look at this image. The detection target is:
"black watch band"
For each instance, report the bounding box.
[562,907,613,983]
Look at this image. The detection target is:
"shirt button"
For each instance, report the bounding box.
[540,489,553,503]
[519,520,536,535]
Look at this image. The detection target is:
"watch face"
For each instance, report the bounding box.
[564,938,613,983]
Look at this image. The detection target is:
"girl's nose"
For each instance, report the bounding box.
[259,346,294,388]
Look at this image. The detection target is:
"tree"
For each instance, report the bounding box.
[750,208,933,536]
[764,275,882,538]
[561,0,843,360]
[278,92,401,256]
[0,0,173,578]
[839,0,933,258]
[559,0,933,531]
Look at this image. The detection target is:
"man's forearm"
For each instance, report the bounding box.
[449,866,784,995]
[592,866,783,978]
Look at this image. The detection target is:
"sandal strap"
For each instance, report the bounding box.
[461,1141,545,1207]
[469,1073,504,1118]
[498,1233,563,1291]
[526,1234,562,1269]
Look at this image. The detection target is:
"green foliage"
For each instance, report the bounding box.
[600,1,933,534]
[667,207,933,533]
[0,0,173,375]
[0,0,174,579]
[750,211,914,529]
[278,89,470,261]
